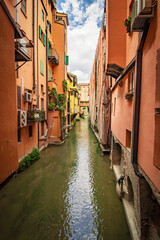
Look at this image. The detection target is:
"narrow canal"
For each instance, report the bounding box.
[0,119,131,240]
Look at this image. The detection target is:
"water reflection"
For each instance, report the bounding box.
[0,120,130,240]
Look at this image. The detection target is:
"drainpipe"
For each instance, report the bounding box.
[37,0,39,148]
[131,22,150,177]
[46,22,49,130]
[33,0,36,89]
[16,0,19,77]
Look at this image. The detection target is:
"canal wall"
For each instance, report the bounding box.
[111,133,160,240]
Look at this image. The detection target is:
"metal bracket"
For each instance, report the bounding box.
[14,0,24,8]
[15,61,27,71]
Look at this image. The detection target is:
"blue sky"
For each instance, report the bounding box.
[57,0,104,83]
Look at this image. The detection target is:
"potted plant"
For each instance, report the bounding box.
[123,16,131,33]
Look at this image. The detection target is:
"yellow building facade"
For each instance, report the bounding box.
[67,72,80,128]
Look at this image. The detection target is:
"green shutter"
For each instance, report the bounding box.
[42,10,44,21]
[39,25,41,39]
[49,69,51,81]
[51,48,53,56]
[40,60,44,75]
[65,55,69,65]
[44,34,46,46]
[48,41,50,56]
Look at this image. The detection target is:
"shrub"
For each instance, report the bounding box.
[18,148,40,173]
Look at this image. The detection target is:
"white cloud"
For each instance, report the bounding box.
[58,0,104,83]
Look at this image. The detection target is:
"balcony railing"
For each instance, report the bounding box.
[48,48,59,65]
[15,36,33,62]
[27,110,45,122]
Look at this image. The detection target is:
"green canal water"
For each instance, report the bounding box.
[0,120,131,240]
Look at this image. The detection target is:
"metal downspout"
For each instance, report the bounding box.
[37,0,39,148]
[33,0,36,89]
[46,22,49,130]
[131,22,150,177]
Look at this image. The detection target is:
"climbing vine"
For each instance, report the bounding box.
[62,79,68,93]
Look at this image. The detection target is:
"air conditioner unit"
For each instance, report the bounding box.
[140,0,152,14]
[18,110,27,128]
[131,0,154,32]
[24,92,32,103]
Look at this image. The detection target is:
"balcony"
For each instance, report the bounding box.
[106,64,124,78]
[131,0,154,32]
[27,110,45,122]
[15,36,33,62]
[48,48,59,65]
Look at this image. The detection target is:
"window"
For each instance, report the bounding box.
[41,121,44,136]
[41,98,44,110]
[29,126,32,137]
[40,60,44,75]
[17,86,21,109]
[41,84,44,93]
[58,17,62,20]
[42,9,44,21]
[129,71,135,92]
[21,0,26,14]
[126,129,131,148]
[18,129,21,143]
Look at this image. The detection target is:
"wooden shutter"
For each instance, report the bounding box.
[49,69,51,81]
[44,34,46,46]
[17,86,21,109]
[65,55,69,65]
[40,60,44,75]
[47,41,50,56]
[39,25,41,39]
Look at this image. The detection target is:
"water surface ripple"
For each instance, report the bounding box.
[0,120,131,240]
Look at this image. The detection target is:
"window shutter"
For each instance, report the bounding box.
[39,25,41,39]
[49,69,51,81]
[17,86,21,109]
[51,48,53,56]
[47,41,50,56]
[44,34,46,46]
[40,60,44,75]
[42,10,44,21]
[65,55,69,65]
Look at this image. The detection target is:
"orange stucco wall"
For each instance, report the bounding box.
[111,75,133,147]
[107,0,127,67]
[138,5,160,191]
[0,5,18,183]
[52,21,65,94]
